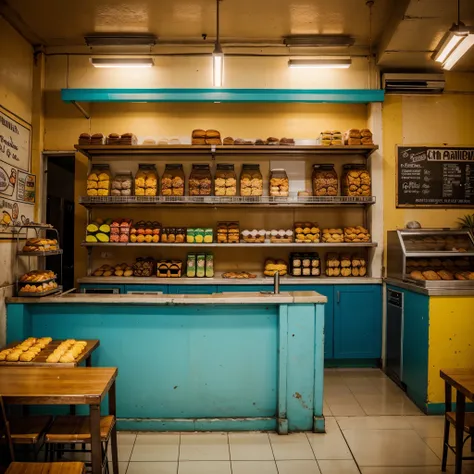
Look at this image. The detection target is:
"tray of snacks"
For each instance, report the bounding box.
[18,282,60,296]
[222,271,257,279]
[19,270,56,284]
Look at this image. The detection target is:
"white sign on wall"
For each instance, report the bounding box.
[0,107,31,172]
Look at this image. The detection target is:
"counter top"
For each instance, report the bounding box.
[6,291,327,305]
[78,276,383,286]
[385,278,474,296]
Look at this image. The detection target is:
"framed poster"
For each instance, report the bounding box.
[0,105,34,238]
[396,145,474,208]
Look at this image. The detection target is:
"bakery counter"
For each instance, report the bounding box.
[385,280,474,414]
[6,291,326,433]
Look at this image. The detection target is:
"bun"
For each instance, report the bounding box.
[192,129,206,138]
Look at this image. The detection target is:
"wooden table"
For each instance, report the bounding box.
[0,340,100,367]
[440,368,474,474]
[0,367,118,474]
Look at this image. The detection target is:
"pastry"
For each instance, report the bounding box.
[205,138,222,145]
[223,137,234,145]
[437,270,454,280]
[20,352,35,362]
[192,138,206,145]
[205,129,220,139]
[410,270,425,280]
[422,270,441,281]
[192,129,206,138]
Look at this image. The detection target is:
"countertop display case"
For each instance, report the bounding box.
[387,229,474,287]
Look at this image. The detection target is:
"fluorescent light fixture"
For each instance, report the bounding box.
[284,35,355,47]
[85,34,157,47]
[443,33,474,70]
[432,23,469,63]
[213,46,224,87]
[90,58,154,68]
[288,58,352,69]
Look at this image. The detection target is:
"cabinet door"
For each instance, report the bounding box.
[280,285,334,359]
[217,285,273,293]
[124,285,168,294]
[80,284,125,294]
[168,285,217,294]
[334,285,382,359]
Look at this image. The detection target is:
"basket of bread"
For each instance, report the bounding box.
[406,257,474,283]
[18,281,59,296]
[20,270,56,283]
[264,259,288,277]
[92,263,134,277]
[22,238,59,253]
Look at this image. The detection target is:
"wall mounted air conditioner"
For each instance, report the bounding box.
[382,73,445,94]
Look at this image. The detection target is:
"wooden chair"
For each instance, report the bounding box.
[442,411,474,471]
[44,415,115,472]
[0,397,84,474]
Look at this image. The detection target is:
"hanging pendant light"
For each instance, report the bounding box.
[213,0,224,87]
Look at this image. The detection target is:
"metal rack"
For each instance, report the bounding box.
[79,195,376,208]
[82,242,378,248]
[14,225,63,296]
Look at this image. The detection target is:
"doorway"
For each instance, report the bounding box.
[44,154,75,291]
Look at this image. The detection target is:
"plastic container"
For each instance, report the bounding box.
[189,164,212,196]
[87,164,111,197]
[240,164,263,197]
[135,164,158,196]
[341,163,371,197]
[215,164,237,196]
[312,164,338,196]
[161,164,185,196]
[187,254,196,277]
[196,254,206,278]
[269,169,289,197]
[111,171,133,196]
[206,253,214,278]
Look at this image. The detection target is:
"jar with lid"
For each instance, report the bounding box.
[215,164,237,196]
[341,163,371,196]
[240,164,263,197]
[269,169,289,197]
[111,171,133,196]
[135,164,158,196]
[161,164,185,196]
[312,164,338,196]
[189,164,212,196]
[87,164,111,196]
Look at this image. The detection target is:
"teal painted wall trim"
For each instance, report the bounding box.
[313,304,325,432]
[278,305,289,434]
[425,402,474,416]
[61,88,384,104]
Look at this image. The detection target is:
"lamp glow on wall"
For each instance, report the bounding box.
[213,0,224,87]
[288,58,352,69]
[90,58,154,68]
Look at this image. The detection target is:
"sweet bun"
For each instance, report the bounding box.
[192,129,206,138]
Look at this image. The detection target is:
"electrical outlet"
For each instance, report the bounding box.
[100,252,113,259]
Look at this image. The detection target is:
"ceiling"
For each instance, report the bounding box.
[1,0,474,71]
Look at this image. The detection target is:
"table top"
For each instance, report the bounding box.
[0,340,99,367]
[0,367,118,405]
[440,368,474,400]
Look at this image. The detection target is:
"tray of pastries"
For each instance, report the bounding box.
[46,340,88,363]
[264,259,288,277]
[18,281,59,296]
[405,256,474,285]
[19,270,56,284]
[21,238,60,253]
[222,271,257,279]
[295,222,320,243]
[344,226,371,243]
[0,337,52,362]
[322,228,344,243]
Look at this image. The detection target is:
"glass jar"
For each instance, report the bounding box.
[312,164,338,196]
[215,164,237,196]
[269,169,289,197]
[189,164,212,196]
[341,164,371,196]
[111,171,133,196]
[87,164,111,196]
[240,164,263,197]
[161,164,185,196]
[135,164,158,197]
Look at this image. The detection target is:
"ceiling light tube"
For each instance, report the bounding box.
[443,34,474,70]
[284,35,355,47]
[288,58,352,69]
[90,58,154,68]
[213,46,224,87]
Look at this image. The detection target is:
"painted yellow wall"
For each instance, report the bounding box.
[427,296,474,404]
[0,17,35,345]
[382,73,474,270]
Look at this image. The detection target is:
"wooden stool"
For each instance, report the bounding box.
[6,462,85,474]
[442,411,474,471]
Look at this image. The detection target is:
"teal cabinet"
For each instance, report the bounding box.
[217,285,273,293]
[124,285,168,294]
[168,285,217,294]
[333,285,382,359]
[80,284,125,294]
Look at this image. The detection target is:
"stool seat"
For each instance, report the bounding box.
[446,412,474,434]
[8,415,53,445]
[6,462,85,474]
[45,415,115,444]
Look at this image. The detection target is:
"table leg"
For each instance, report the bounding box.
[442,381,452,472]
[455,390,466,474]
[109,381,119,474]
[86,356,92,367]
[90,404,102,474]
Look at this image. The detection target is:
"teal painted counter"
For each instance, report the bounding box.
[6,292,326,433]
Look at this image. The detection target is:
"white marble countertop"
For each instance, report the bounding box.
[6,291,327,305]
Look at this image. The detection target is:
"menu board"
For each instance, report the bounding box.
[397,146,474,208]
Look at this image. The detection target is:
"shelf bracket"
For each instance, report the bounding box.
[71,101,91,120]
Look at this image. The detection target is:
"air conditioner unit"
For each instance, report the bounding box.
[382,73,445,94]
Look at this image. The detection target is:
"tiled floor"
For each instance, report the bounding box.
[96,369,474,473]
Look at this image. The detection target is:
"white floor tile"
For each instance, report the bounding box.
[178,461,231,474]
[361,467,457,474]
[336,416,412,431]
[307,418,352,460]
[229,433,274,461]
[408,416,446,438]
[108,461,128,474]
[127,462,177,474]
[326,401,366,416]
[131,433,180,462]
[108,439,135,462]
[117,432,137,445]
[318,460,360,474]
[269,433,315,460]
[232,461,278,474]
[277,460,321,474]
[343,429,440,466]
[179,433,229,461]
[323,401,333,416]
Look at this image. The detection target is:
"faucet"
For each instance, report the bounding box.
[274,271,280,294]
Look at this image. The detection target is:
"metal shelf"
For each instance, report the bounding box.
[406,252,474,257]
[17,249,63,256]
[17,286,63,297]
[82,242,377,248]
[79,195,376,208]
[75,144,378,159]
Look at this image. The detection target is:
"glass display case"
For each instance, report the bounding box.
[387,229,474,285]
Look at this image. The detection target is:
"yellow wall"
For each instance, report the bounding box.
[427,296,474,404]
[0,17,35,344]
[382,74,474,267]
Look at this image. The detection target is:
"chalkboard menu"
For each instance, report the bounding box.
[397,146,474,208]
